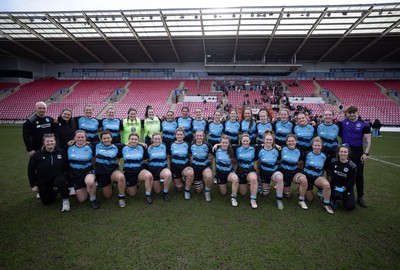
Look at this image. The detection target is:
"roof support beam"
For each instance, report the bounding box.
[262,8,284,63]
[7,13,79,63]
[199,10,207,64]
[0,29,53,63]
[160,11,181,63]
[82,13,129,63]
[291,7,328,63]
[120,12,155,63]
[45,13,104,64]
[347,18,400,62]
[233,7,243,63]
[317,5,374,62]
[375,46,400,63]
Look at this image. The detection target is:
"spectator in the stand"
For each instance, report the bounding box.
[74,105,100,143]
[23,101,54,156]
[177,106,193,143]
[143,106,162,146]
[100,107,122,143]
[337,105,371,208]
[122,108,142,144]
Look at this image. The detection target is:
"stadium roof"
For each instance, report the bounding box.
[0,3,399,64]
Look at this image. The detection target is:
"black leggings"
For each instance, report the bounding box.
[38,174,69,205]
[331,189,356,210]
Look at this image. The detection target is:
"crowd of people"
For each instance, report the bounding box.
[24,101,371,213]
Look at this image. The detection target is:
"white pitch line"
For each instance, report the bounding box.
[369,157,400,168]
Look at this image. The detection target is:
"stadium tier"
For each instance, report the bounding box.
[0,79,399,125]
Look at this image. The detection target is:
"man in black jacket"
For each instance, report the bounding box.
[22,101,54,157]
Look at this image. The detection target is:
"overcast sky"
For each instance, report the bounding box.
[1,0,397,12]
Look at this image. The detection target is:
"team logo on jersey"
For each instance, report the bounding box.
[46,118,50,122]
[344,167,349,172]
[57,154,62,159]
[356,123,361,128]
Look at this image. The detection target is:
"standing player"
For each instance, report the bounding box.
[240,108,257,144]
[207,110,224,146]
[337,105,371,208]
[161,111,178,152]
[192,108,208,135]
[121,108,142,143]
[224,109,241,145]
[256,109,273,144]
[23,101,54,156]
[177,106,193,143]
[273,109,294,147]
[143,106,162,146]
[100,107,122,143]
[74,105,100,143]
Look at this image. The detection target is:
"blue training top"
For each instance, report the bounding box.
[256,122,273,144]
[122,145,147,173]
[170,141,190,167]
[215,147,233,173]
[76,116,100,142]
[273,120,294,146]
[293,124,315,153]
[177,117,193,139]
[101,118,122,143]
[280,146,301,172]
[95,143,122,174]
[224,120,240,144]
[302,151,327,178]
[192,119,208,134]
[317,123,339,154]
[68,144,94,177]
[241,119,257,141]
[257,147,279,173]
[207,122,224,144]
[147,144,168,169]
[234,145,257,170]
[190,142,212,168]
[162,120,178,143]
